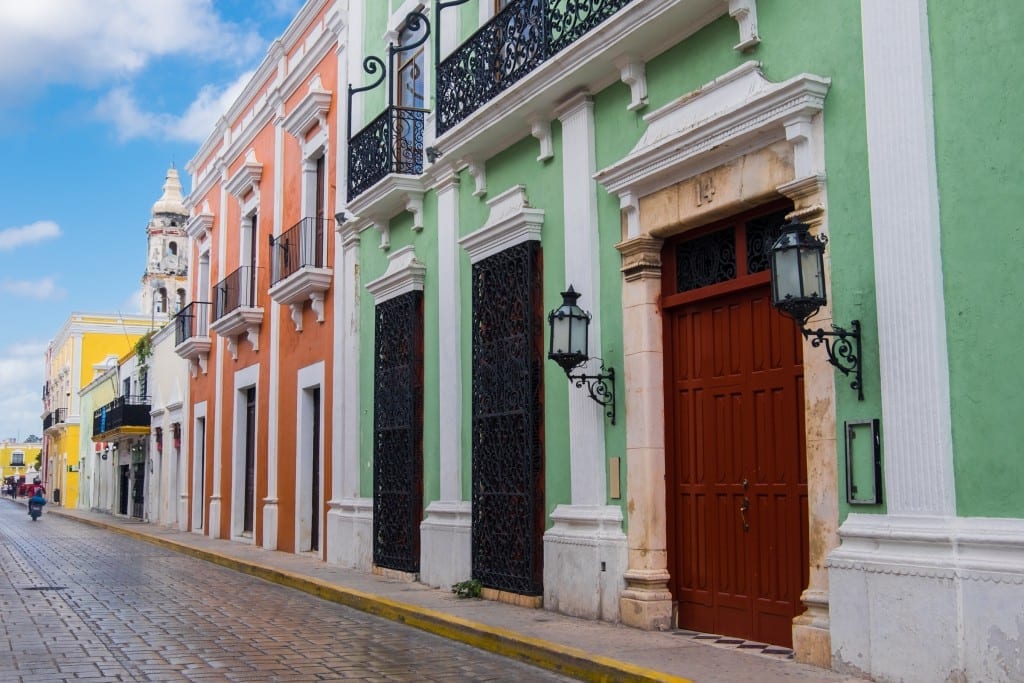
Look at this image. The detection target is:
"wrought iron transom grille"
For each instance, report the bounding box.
[673,205,792,293]
[373,291,424,573]
[471,241,544,596]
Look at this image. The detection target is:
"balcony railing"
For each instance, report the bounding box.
[174,301,211,346]
[436,0,630,135]
[348,105,426,200]
[43,408,66,431]
[270,218,328,285]
[213,266,260,322]
[93,395,151,436]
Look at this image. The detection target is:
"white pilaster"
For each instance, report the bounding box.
[420,167,472,589]
[862,0,953,516]
[209,168,229,540]
[542,92,626,622]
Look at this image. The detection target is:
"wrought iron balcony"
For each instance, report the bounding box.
[269,218,333,331]
[348,106,427,201]
[173,301,212,374]
[93,395,151,439]
[210,266,264,358]
[436,0,630,136]
[43,408,66,432]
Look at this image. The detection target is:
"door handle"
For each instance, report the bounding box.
[739,497,750,532]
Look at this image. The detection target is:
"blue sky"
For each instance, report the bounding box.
[0,0,305,441]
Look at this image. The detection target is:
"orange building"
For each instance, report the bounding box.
[174,1,341,555]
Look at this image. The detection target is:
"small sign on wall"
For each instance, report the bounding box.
[67,465,79,473]
[844,419,882,505]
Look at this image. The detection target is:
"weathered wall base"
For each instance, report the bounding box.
[543,505,628,622]
[829,514,1024,682]
[419,500,472,589]
[326,497,372,569]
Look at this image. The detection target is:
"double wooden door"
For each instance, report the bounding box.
[664,209,808,647]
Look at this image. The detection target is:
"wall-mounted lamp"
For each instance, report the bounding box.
[547,285,616,424]
[334,211,348,227]
[769,219,864,400]
[425,146,443,164]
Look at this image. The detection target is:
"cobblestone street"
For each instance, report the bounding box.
[0,503,574,682]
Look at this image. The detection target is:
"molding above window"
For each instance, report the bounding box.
[365,246,426,304]
[282,75,333,141]
[225,150,264,201]
[459,185,543,264]
[185,201,215,242]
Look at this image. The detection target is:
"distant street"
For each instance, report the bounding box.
[0,501,574,682]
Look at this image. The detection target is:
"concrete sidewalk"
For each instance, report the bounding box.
[35,502,865,683]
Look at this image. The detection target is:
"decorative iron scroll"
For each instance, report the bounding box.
[745,209,789,274]
[471,241,544,596]
[373,291,424,573]
[436,0,633,135]
[675,228,736,293]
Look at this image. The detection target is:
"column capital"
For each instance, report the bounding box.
[616,235,663,282]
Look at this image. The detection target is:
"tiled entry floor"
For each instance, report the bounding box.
[675,629,796,661]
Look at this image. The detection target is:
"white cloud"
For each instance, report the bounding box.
[0,1,264,95]
[0,341,47,441]
[96,70,255,143]
[0,277,67,301]
[0,220,61,251]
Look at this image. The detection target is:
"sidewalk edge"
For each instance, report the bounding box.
[54,510,692,683]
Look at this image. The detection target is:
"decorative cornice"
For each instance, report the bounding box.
[595,61,830,238]
[282,77,333,140]
[184,200,215,242]
[459,185,544,264]
[224,151,263,200]
[365,246,426,304]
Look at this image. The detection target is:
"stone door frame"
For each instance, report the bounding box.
[595,61,837,666]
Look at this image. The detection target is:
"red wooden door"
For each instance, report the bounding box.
[664,208,808,647]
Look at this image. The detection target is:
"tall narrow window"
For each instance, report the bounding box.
[395,18,426,174]
[315,155,325,267]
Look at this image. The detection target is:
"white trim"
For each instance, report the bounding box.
[365,246,426,304]
[728,0,760,52]
[191,401,207,533]
[224,151,264,201]
[282,76,333,142]
[595,61,830,238]
[434,168,462,502]
[860,0,954,516]
[557,93,608,507]
[230,364,260,544]
[185,201,215,242]
[458,185,544,263]
[294,361,326,555]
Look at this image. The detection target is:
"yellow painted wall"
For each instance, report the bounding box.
[0,443,42,481]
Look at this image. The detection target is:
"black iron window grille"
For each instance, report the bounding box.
[372,292,424,573]
[213,266,260,322]
[347,11,431,201]
[269,217,328,285]
[435,0,631,136]
[745,209,790,274]
[173,301,211,346]
[471,241,545,596]
[675,229,737,293]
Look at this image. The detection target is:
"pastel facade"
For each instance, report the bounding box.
[153,1,1024,681]
[0,441,41,482]
[42,313,154,508]
[176,1,341,555]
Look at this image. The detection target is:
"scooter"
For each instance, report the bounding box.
[28,500,43,521]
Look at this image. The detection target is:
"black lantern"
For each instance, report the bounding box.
[547,285,616,424]
[769,219,864,400]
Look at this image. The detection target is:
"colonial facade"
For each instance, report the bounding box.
[175,1,341,555]
[152,1,1023,681]
[42,313,153,508]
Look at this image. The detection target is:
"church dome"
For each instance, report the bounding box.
[152,167,186,216]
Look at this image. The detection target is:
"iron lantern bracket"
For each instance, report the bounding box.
[801,319,863,401]
[565,360,616,425]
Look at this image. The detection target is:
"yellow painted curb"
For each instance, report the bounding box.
[54,511,692,683]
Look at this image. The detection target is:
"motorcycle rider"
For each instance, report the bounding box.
[28,489,46,519]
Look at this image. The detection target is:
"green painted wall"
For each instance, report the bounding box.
[637,5,878,520]
[928,1,1024,518]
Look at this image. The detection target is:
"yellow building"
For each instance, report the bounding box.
[0,441,42,485]
[42,313,156,507]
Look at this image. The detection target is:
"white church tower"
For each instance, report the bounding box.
[141,166,189,318]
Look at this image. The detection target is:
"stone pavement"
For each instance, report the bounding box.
[32,501,866,683]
